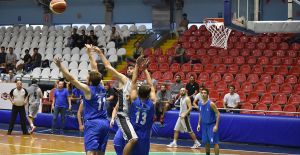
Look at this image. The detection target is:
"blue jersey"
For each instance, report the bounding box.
[82,85,107,121]
[199,99,216,124]
[129,97,155,139]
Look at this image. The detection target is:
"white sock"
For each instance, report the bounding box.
[195,140,200,144]
[173,140,177,144]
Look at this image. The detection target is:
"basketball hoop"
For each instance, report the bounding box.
[204,18,232,49]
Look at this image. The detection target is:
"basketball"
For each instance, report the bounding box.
[49,0,67,14]
[1,92,9,100]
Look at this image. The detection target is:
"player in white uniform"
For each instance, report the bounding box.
[167,88,201,149]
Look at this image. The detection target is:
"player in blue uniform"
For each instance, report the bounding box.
[54,44,109,155]
[197,88,220,155]
[113,57,156,155]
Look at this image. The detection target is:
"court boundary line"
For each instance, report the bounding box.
[0,129,298,155]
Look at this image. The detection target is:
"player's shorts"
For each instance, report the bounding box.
[26,103,39,118]
[116,113,138,141]
[174,116,193,133]
[201,123,219,145]
[114,129,150,155]
[84,118,109,152]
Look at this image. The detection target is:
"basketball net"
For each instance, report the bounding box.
[204,19,232,49]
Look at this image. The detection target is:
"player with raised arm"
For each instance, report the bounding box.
[114,56,156,155]
[54,44,109,155]
[94,46,137,155]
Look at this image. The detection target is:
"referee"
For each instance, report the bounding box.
[7,80,29,135]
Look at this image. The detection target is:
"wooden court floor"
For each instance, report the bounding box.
[0,130,289,155]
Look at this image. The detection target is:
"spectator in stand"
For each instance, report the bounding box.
[5,47,17,72]
[133,41,144,60]
[170,74,185,102]
[223,85,240,113]
[23,49,32,71]
[104,82,118,120]
[87,30,98,46]
[79,30,89,48]
[172,43,188,64]
[175,13,189,37]
[186,75,199,102]
[25,48,42,72]
[192,85,205,109]
[156,83,172,124]
[70,28,80,48]
[2,70,17,83]
[0,46,7,73]
[110,26,122,48]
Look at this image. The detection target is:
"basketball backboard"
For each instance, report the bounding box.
[224,0,300,33]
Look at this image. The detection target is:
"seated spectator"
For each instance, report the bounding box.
[172,43,188,64]
[0,46,6,73]
[22,49,32,70]
[2,70,17,83]
[25,48,42,72]
[170,74,185,102]
[70,28,80,48]
[104,82,118,119]
[156,84,172,124]
[5,47,17,72]
[87,30,98,46]
[186,75,199,102]
[110,26,122,48]
[133,41,144,59]
[175,13,189,37]
[79,30,89,48]
[192,85,205,109]
[223,85,241,113]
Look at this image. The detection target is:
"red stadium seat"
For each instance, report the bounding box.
[260,74,272,84]
[212,57,223,65]
[192,63,203,73]
[147,55,156,63]
[218,49,229,57]
[267,104,282,116]
[276,50,286,57]
[268,42,278,50]
[148,63,158,72]
[251,36,260,43]
[253,104,267,115]
[223,73,234,83]
[246,42,256,50]
[263,65,275,75]
[143,48,153,56]
[229,49,239,57]
[257,42,266,50]
[182,42,191,49]
[280,83,293,95]
[230,81,241,91]
[166,47,175,56]
[216,81,227,92]
[234,56,245,65]
[194,29,202,36]
[211,73,222,83]
[247,74,259,84]
[186,72,197,80]
[235,73,247,83]
[170,63,180,73]
[204,81,216,91]
[263,49,273,57]
[260,93,273,105]
[229,36,238,43]
[183,30,192,36]
[276,66,289,75]
[254,82,266,94]
[240,36,249,43]
[200,55,211,64]
[159,63,169,72]
[161,71,174,82]
[272,36,282,43]
[287,50,297,58]
[252,65,263,74]
[237,92,247,103]
[240,49,250,57]
[247,56,257,65]
[223,56,234,65]
[257,56,269,65]
[178,36,188,43]
[279,42,289,50]
[198,72,210,84]
[270,57,282,65]
[186,48,196,57]
[290,43,300,50]
[157,55,168,63]
[273,93,288,105]
[196,49,206,56]
[198,36,207,43]
[282,104,297,117]
[215,64,227,74]
[240,64,251,74]
[261,36,270,43]
[209,90,220,102]
[252,49,262,57]
[152,71,162,80]
[267,82,280,94]
[282,57,294,66]
[203,42,211,49]
[294,84,300,94]
[199,25,207,31]
[235,42,245,50]
[188,25,198,32]
[241,82,253,93]
[154,48,163,56]
[207,49,218,56]
[192,41,202,49]
[240,102,253,114]
[287,94,300,106]
[227,65,239,74]
[247,92,260,104]
[203,64,215,73]
[215,101,224,109]
[285,75,298,84]
[272,74,285,84]
[181,63,191,73]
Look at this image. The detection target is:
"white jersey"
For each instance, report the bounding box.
[117,78,132,116]
[179,96,189,116]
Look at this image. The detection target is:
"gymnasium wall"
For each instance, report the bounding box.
[0,0,299,25]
